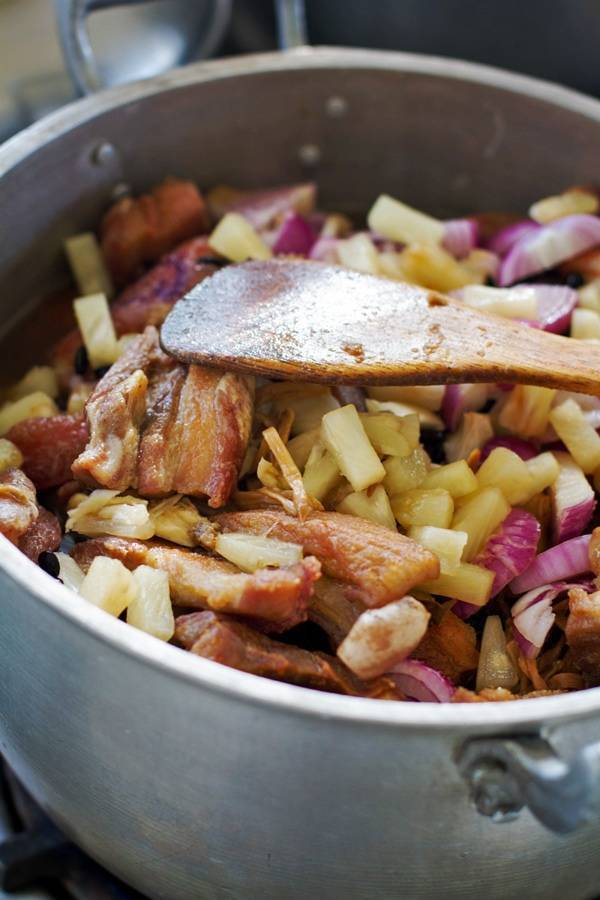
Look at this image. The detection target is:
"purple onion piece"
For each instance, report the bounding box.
[510,534,593,594]
[442,218,479,259]
[441,383,492,431]
[474,509,541,598]
[389,660,455,702]
[272,213,317,256]
[309,237,340,263]
[517,284,578,334]
[499,214,600,286]
[550,454,596,543]
[230,182,317,230]
[452,600,481,620]
[486,220,541,257]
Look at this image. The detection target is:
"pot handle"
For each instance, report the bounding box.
[54,0,233,96]
[457,734,600,833]
[55,0,307,97]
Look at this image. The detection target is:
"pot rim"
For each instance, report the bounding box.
[3,46,600,731]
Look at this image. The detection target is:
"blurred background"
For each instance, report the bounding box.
[2,0,600,142]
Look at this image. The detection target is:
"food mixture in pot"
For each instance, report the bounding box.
[3,178,600,703]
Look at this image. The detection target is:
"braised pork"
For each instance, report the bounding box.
[0,468,38,544]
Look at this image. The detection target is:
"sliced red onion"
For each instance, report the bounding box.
[486,220,540,257]
[452,600,481,620]
[389,659,455,702]
[442,383,492,431]
[518,284,578,334]
[442,219,479,259]
[272,213,317,256]
[309,237,340,263]
[510,534,592,594]
[474,509,541,598]
[550,453,596,543]
[499,214,600,286]
[512,587,555,659]
[480,436,538,463]
[230,182,317,230]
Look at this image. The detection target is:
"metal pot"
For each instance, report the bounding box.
[3,41,600,900]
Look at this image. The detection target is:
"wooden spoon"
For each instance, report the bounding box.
[161,259,600,393]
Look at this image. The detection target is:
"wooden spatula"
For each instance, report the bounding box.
[161,259,600,393]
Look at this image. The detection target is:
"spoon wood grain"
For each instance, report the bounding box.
[161,259,600,393]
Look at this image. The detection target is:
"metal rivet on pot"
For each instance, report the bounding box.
[90,142,118,167]
[298,143,321,166]
[466,759,523,823]
[326,95,348,118]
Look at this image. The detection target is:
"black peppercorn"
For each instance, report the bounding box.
[196,255,226,267]
[565,272,584,289]
[94,365,111,379]
[38,551,60,578]
[74,345,88,375]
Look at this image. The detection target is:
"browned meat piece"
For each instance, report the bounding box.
[72,536,321,631]
[214,510,439,607]
[72,327,253,505]
[308,577,365,647]
[8,414,90,491]
[588,527,600,575]
[171,368,254,507]
[412,611,479,682]
[174,610,403,698]
[101,179,209,285]
[566,587,600,675]
[110,236,218,335]
[18,507,61,561]
[452,687,564,702]
[0,468,38,544]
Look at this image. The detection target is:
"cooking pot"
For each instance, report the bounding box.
[3,13,600,900]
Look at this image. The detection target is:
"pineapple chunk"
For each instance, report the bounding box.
[67,490,154,540]
[55,552,85,592]
[358,413,412,457]
[321,404,385,492]
[8,366,59,401]
[287,428,320,469]
[336,233,380,274]
[407,525,467,574]
[0,391,58,436]
[571,308,600,341]
[451,487,510,561]
[397,243,480,292]
[67,381,93,415]
[529,189,598,224]
[498,385,556,439]
[64,232,114,299]
[377,251,409,281]
[391,488,454,529]
[476,447,534,505]
[519,452,561,503]
[383,448,429,495]
[578,279,600,313]
[266,384,339,435]
[421,460,478,498]
[149,495,201,547]
[208,212,272,262]
[127,566,174,641]
[0,438,23,473]
[366,397,443,431]
[457,284,538,319]
[337,484,396,531]
[79,556,137,617]
[421,562,494,606]
[215,532,303,572]
[367,385,445,411]
[367,194,444,245]
[549,399,600,473]
[73,293,119,369]
[303,441,342,501]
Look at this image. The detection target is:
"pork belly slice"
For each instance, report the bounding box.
[214,510,440,607]
[566,587,600,676]
[0,468,38,544]
[72,326,253,505]
[174,610,403,698]
[308,577,366,648]
[412,611,479,683]
[101,178,209,285]
[72,536,320,631]
[19,507,61,561]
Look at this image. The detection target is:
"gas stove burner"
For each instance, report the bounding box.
[0,763,144,899]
